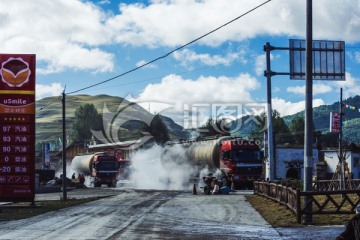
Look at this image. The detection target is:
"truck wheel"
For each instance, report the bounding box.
[111,181,117,188]
[94,182,101,187]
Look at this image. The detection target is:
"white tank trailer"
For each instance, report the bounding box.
[71,153,118,187]
[162,136,262,188]
[71,154,96,175]
[161,136,226,170]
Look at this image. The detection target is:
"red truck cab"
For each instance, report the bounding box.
[92,155,118,187]
[219,139,262,188]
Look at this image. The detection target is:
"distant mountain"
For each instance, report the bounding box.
[228,95,360,144]
[36,94,360,148]
[282,95,360,143]
[160,115,189,139]
[282,102,339,132]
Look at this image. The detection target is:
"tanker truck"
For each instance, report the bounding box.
[71,152,118,187]
[161,136,263,189]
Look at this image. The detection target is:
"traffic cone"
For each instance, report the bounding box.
[192,183,197,195]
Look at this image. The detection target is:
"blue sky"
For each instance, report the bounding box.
[2,0,360,126]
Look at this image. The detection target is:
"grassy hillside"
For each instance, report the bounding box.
[36,94,149,143]
[35,94,186,145]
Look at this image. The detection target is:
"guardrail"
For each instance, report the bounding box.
[254,181,360,223]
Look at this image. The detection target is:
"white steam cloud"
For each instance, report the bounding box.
[130,145,199,191]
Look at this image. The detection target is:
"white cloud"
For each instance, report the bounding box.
[135,60,157,69]
[287,86,304,95]
[255,54,266,76]
[273,87,281,93]
[172,48,245,69]
[36,43,115,74]
[254,53,279,76]
[134,73,260,126]
[98,0,110,5]
[272,97,325,117]
[287,83,333,95]
[107,0,360,47]
[0,0,114,74]
[313,84,333,95]
[137,73,260,103]
[329,72,360,99]
[354,52,360,63]
[36,83,63,99]
[2,0,359,75]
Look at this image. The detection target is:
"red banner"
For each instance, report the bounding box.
[330,112,340,133]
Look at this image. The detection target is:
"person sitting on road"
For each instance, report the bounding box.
[212,179,220,195]
[230,175,236,192]
[79,174,85,185]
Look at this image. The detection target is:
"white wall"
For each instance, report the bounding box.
[322,151,339,175]
[265,147,318,180]
[322,150,360,179]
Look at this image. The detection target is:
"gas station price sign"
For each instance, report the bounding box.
[0,54,35,202]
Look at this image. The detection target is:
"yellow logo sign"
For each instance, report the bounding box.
[1,57,31,87]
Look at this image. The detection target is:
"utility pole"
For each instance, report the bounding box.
[62,89,67,200]
[339,88,345,190]
[303,0,313,224]
[264,42,275,182]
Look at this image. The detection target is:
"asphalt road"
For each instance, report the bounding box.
[0,187,345,240]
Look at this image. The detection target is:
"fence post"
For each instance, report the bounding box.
[285,184,289,206]
[296,188,301,224]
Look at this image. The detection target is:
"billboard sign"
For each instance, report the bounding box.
[289,39,345,80]
[0,54,35,202]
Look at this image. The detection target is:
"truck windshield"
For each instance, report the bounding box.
[232,149,260,162]
[95,161,117,170]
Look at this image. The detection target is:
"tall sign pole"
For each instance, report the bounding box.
[304,0,313,224]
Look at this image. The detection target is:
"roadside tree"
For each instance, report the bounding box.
[72,104,103,142]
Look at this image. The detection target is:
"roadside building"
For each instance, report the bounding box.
[87,140,137,159]
[264,144,360,181]
[265,145,319,181]
[321,149,360,179]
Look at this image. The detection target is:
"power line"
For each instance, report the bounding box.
[83,64,217,92]
[37,93,62,111]
[67,0,272,95]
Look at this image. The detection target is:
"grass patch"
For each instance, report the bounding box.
[246,194,354,227]
[0,197,103,221]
